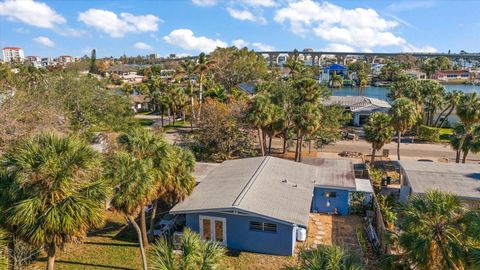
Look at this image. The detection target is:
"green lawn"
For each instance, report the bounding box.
[26,212,294,270]
[439,128,453,142]
[134,118,155,127]
[163,120,191,130]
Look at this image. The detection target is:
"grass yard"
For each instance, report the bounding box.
[134,118,155,127]
[26,212,296,270]
[439,128,453,142]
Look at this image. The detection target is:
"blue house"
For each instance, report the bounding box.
[171,157,371,256]
[320,63,348,84]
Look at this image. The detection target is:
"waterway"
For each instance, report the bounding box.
[330,84,480,101]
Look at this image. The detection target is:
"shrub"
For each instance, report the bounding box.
[417,125,440,142]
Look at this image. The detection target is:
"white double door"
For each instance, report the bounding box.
[199,215,227,245]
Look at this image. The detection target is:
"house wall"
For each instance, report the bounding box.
[185,212,297,256]
[311,187,350,215]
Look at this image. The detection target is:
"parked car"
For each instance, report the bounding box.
[153,214,186,237]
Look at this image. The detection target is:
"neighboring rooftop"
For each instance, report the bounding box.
[323,96,391,114]
[235,82,256,95]
[400,160,480,200]
[171,156,318,226]
[107,64,138,73]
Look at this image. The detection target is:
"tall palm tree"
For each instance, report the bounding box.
[117,127,171,247]
[435,90,463,128]
[148,146,196,240]
[419,80,445,126]
[382,190,480,270]
[150,228,225,270]
[390,98,418,160]
[195,53,215,121]
[364,112,394,166]
[0,134,107,270]
[177,60,197,127]
[290,244,362,270]
[455,92,480,163]
[247,93,275,156]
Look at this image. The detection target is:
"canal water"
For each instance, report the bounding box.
[330,84,480,101]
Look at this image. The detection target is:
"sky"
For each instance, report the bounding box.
[0,0,479,58]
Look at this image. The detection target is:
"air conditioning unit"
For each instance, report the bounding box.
[296,228,307,242]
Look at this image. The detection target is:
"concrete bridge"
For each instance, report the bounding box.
[157,50,480,66]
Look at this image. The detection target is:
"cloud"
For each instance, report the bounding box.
[163,29,228,53]
[252,42,274,51]
[274,0,434,52]
[192,0,217,6]
[33,36,55,47]
[78,9,161,38]
[232,39,250,48]
[241,0,277,7]
[227,7,266,24]
[401,44,437,53]
[0,0,65,28]
[134,42,153,50]
[322,43,355,52]
[386,1,436,12]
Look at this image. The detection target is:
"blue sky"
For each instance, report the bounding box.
[0,0,479,57]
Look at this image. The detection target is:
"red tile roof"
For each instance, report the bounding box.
[3,47,22,50]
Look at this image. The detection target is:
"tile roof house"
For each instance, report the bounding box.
[171,156,372,256]
[323,96,391,126]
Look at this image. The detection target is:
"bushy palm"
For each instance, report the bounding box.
[390,98,418,160]
[435,90,463,128]
[382,190,480,270]
[150,228,225,270]
[0,229,8,269]
[450,124,480,163]
[0,133,107,270]
[363,112,394,166]
[290,244,362,270]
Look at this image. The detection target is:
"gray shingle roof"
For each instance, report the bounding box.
[323,96,391,114]
[400,161,480,200]
[302,158,357,190]
[171,157,359,226]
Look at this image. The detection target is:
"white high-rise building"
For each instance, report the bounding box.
[2,47,24,63]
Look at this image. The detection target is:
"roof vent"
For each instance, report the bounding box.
[292,184,298,188]
[282,179,288,183]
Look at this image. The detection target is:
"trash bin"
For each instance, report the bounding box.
[382,149,389,157]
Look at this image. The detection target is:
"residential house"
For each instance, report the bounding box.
[405,69,427,80]
[399,161,480,208]
[323,96,391,126]
[320,64,348,84]
[432,70,471,82]
[25,56,42,68]
[131,95,150,112]
[41,57,57,67]
[170,156,373,256]
[57,55,75,64]
[108,65,143,84]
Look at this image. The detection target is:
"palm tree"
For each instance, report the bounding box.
[195,53,215,121]
[283,58,304,80]
[382,190,480,270]
[148,146,196,240]
[450,124,480,163]
[116,127,171,247]
[290,244,362,270]
[177,60,197,127]
[150,228,225,270]
[390,98,418,160]
[364,112,394,166]
[106,152,155,270]
[455,92,480,163]
[0,134,107,270]
[247,93,275,156]
[435,90,463,128]
[418,80,445,126]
